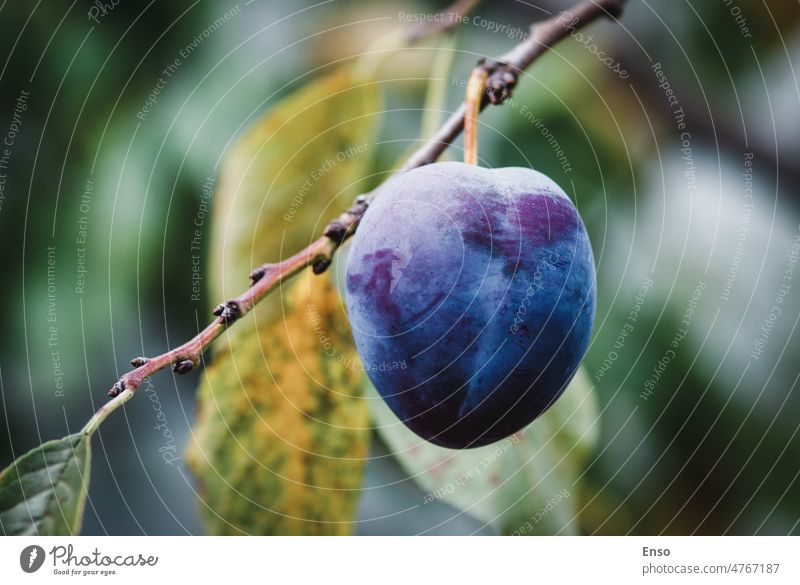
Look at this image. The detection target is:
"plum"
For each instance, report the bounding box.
[345,161,595,449]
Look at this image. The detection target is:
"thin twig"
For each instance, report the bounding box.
[107,234,337,397]
[402,0,626,170]
[103,0,628,421]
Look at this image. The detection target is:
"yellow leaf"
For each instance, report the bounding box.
[187,274,368,535]
[210,68,380,328]
[187,67,379,534]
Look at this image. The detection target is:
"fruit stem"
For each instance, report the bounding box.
[464,68,488,165]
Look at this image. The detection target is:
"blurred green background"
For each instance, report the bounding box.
[0,0,799,535]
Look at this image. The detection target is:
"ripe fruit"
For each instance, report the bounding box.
[345,161,595,449]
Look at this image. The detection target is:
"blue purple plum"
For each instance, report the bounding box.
[345,161,595,448]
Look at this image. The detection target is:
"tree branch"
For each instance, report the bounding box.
[402,0,625,169]
[104,0,628,413]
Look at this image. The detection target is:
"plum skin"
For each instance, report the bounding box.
[345,161,595,449]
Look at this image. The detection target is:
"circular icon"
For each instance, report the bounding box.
[19,545,45,573]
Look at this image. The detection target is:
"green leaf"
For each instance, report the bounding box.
[0,433,91,536]
[370,368,600,535]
